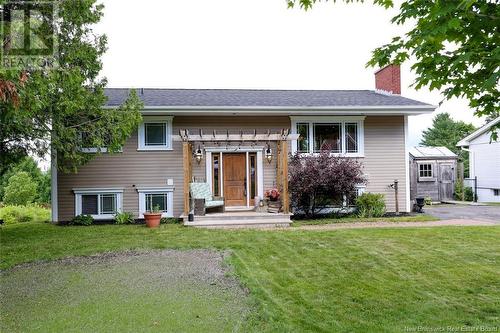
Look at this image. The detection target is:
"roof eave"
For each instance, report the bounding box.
[103,104,436,115]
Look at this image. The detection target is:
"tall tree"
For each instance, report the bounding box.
[0,0,143,175]
[420,112,475,176]
[288,0,500,138]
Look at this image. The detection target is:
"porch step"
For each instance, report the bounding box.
[181,212,292,228]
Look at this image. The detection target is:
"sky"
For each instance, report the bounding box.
[95,0,485,148]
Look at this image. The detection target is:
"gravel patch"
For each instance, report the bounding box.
[1,250,250,332]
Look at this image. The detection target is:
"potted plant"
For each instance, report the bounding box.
[143,204,162,228]
[265,188,281,213]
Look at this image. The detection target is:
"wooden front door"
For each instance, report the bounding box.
[223,153,247,206]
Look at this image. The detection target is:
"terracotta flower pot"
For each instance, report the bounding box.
[143,212,162,228]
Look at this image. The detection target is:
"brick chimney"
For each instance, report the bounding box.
[375,64,401,94]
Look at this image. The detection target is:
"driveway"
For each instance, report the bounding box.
[426,204,500,223]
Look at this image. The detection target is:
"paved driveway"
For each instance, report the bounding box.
[426,204,500,223]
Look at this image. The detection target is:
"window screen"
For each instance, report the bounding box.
[145,123,166,146]
[297,123,310,153]
[345,123,358,153]
[314,123,341,153]
[82,195,98,215]
[146,193,168,212]
[100,194,116,214]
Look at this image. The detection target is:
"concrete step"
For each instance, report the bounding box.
[184,218,291,228]
[183,213,291,222]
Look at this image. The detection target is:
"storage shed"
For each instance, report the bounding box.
[409,147,458,202]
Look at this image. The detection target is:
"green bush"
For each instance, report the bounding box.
[3,171,38,205]
[114,211,134,224]
[70,214,94,226]
[424,196,432,205]
[464,187,474,202]
[355,193,386,218]
[454,179,464,200]
[0,204,51,225]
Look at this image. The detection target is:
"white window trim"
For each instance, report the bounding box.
[137,186,174,218]
[138,116,173,151]
[73,188,123,220]
[417,162,434,181]
[290,116,365,157]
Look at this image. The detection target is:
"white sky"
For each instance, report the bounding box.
[96,0,485,147]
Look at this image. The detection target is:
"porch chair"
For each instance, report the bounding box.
[189,182,225,216]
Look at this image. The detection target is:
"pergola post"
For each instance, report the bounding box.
[183,141,192,215]
[281,141,289,214]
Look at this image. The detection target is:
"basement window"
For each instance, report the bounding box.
[74,189,123,219]
[137,187,174,218]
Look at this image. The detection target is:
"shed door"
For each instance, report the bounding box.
[439,164,454,201]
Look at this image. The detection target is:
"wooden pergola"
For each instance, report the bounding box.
[173,129,299,215]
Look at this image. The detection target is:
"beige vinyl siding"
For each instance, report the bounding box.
[363,116,407,212]
[57,115,408,221]
[58,116,289,221]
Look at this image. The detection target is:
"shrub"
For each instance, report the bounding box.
[70,214,93,226]
[0,204,51,225]
[464,187,474,202]
[424,196,432,205]
[114,211,134,224]
[0,156,50,204]
[355,193,386,218]
[454,179,465,200]
[289,149,366,217]
[3,171,38,205]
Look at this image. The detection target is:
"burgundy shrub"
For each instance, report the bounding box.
[288,149,366,217]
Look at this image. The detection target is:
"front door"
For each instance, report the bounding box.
[223,153,247,206]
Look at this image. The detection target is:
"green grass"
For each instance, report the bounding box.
[484,202,500,206]
[1,223,499,332]
[291,214,438,226]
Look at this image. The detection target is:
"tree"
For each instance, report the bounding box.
[0,156,51,203]
[288,0,500,139]
[420,112,475,176]
[3,171,38,205]
[0,0,143,175]
[288,149,366,217]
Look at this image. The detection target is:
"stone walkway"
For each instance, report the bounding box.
[293,219,497,231]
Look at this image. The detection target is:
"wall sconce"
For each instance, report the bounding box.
[265,145,273,164]
[194,146,203,164]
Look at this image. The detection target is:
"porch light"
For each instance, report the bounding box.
[194,146,203,164]
[265,146,273,164]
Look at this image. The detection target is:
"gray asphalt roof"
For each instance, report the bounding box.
[104,88,432,108]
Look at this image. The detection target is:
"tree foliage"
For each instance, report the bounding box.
[288,149,366,217]
[0,0,143,174]
[0,156,51,203]
[3,171,38,205]
[288,0,500,138]
[420,112,475,177]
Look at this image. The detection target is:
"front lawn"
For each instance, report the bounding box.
[1,223,499,332]
[291,214,438,226]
